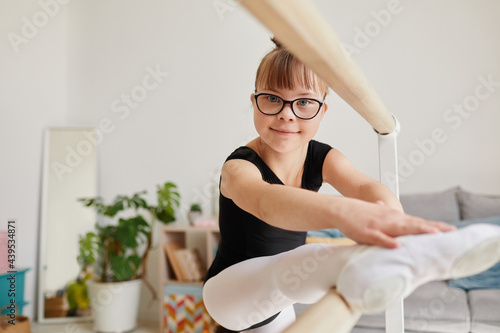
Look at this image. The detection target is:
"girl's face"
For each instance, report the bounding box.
[251,86,328,154]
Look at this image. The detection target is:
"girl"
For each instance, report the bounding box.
[203,39,500,332]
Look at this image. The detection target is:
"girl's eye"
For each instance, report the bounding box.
[268,96,279,103]
[297,99,310,106]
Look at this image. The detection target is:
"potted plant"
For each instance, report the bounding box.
[187,202,203,225]
[77,181,180,332]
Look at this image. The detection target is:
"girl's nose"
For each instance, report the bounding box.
[279,103,295,120]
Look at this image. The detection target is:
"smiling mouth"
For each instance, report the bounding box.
[271,128,299,135]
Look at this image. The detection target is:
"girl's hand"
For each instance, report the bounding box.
[336,199,456,249]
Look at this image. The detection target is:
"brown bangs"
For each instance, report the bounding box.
[255,48,329,99]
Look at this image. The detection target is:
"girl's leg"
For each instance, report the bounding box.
[244,306,296,333]
[203,243,351,331]
[204,223,500,331]
[337,223,500,313]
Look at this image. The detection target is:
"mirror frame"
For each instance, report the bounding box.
[37,127,99,324]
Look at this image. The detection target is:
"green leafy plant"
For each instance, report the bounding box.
[189,203,202,213]
[77,182,180,284]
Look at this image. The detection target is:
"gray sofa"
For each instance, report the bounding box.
[294,187,500,333]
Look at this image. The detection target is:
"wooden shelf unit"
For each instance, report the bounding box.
[159,224,220,331]
[161,224,220,283]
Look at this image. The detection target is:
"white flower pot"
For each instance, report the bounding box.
[188,211,202,225]
[87,279,142,333]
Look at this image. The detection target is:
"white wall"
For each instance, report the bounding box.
[66,0,500,200]
[1,0,499,320]
[0,0,69,320]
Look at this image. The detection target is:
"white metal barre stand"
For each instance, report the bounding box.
[376,115,404,333]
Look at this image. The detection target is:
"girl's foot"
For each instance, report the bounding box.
[336,223,500,313]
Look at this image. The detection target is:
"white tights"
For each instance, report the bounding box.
[203,224,500,332]
[244,306,296,333]
[203,243,356,331]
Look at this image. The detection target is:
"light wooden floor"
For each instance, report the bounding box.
[31,320,159,333]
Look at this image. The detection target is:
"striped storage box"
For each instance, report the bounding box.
[164,284,212,333]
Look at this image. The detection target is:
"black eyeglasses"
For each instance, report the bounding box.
[254,93,324,120]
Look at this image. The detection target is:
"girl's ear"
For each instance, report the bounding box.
[316,102,328,122]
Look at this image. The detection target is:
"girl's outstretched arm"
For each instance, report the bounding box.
[322,148,455,247]
[221,152,454,248]
[322,149,403,210]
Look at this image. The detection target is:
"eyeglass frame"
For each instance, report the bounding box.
[253,93,325,120]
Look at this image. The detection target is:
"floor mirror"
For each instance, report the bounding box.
[37,127,98,323]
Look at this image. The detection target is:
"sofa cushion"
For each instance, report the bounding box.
[399,187,460,223]
[457,189,500,220]
[447,216,500,290]
[468,289,500,333]
[354,281,470,333]
[351,328,446,333]
[351,328,386,333]
[448,255,500,291]
[307,228,345,238]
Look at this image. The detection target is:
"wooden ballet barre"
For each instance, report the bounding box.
[283,288,361,333]
[239,0,396,134]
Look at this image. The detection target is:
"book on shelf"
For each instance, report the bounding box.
[163,242,206,282]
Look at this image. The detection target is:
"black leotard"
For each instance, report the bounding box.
[204,140,332,329]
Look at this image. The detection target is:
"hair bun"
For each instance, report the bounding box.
[271,37,283,49]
